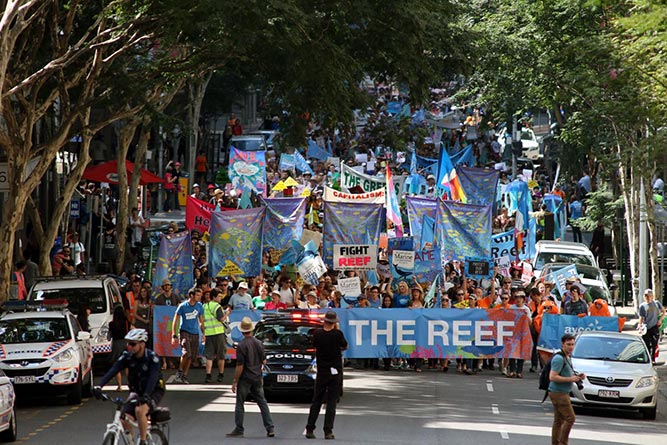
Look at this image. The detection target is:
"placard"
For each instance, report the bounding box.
[299,228,323,248]
[338,276,362,297]
[494,255,511,278]
[464,256,494,279]
[333,244,377,270]
[323,186,385,204]
[392,250,415,271]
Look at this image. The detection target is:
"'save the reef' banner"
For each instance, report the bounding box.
[153,307,533,359]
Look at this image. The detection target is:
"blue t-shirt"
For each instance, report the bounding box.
[570,201,582,220]
[393,292,410,308]
[639,300,664,329]
[176,301,204,335]
[548,352,574,393]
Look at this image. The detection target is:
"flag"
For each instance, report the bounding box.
[308,140,330,161]
[425,275,439,307]
[151,231,193,300]
[322,202,383,267]
[385,164,404,237]
[229,147,267,197]
[437,146,467,203]
[239,187,252,209]
[209,207,266,277]
[294,150,314,175]
[262,197,307,250]
[458,166,499,206]
[408,150,422,195]
[278,153,295,171]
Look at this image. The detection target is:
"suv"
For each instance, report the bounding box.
[28,275,123,365]
[531,240,597,278]
[254,312,323,397]
[229,135,268,152]
[0,300,93,405]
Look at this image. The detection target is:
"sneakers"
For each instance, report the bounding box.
[267,429,275,438]
[325,432,335,440]
[175,372,189,384]
[204,374,212,384]
[217,373,225,383]
[529,366,537,373]
[305,431,316,439]
[226,429,244,437]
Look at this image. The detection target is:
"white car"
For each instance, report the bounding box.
[29,275,123,365]
[532,240,597,278]
[0,371,16,442]
[0,300,94,405]
[570,331,658,419]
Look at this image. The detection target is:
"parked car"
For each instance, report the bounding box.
[0,371,16,442]
[532,240,597,278]
[247,130,279,150]
[28,275,123,365]
[539,263,617,315]
[228,135,268,152]
[570,331,658,419]
[0,300,94,405]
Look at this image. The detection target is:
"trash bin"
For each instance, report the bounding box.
[178,174,189,207]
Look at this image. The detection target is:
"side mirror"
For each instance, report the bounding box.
[77,331,92,341]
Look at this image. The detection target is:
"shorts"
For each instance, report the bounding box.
[204,333,226,360]
[122,391,163,418]
[179,331,200,360]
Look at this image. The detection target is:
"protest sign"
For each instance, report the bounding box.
[340,163,405,194]
[338,276,362,297]
[520,261,534,284]
[495,255,511,277]
[465,256,494,280]
[543,264,578,296]
[333,244,377,270]
[299,228,323,247]
[537,314,620,351]
[185,196,215,234]
[297,251,327,286]
[392,250,415,271]
[323,186,385,204]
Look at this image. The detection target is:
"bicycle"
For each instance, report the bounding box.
[99,392,170,445]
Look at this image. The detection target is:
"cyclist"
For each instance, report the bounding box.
[94,328,165,445]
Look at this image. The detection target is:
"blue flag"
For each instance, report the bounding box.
[151,231,193,300]
[294,150,314,175]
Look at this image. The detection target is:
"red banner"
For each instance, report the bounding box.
[185,196,215,233]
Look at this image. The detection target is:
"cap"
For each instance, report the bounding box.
[324,311,339,324]
[217,275,230,282]
[644,288,654,295]
[239,317,254,333]
[175,162,181,167]
[192,183,200,189]
[306,291,317,299]
[238,282,249,290]
[207,184,216,190]
[427,174,436,180]
[270,290,281,297]
[161,279,172,286]
[565,277,576,283]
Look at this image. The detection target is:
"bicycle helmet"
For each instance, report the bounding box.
[125,328,148,343]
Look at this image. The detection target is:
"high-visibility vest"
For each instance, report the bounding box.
[125,291,136,321]
[203,301,225,336]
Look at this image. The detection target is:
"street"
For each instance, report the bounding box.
[10,361,667,445]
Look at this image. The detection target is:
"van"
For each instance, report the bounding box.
[28,275,123,364]
[531,240,597,278]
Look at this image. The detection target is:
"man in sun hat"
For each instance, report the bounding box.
[227,317,275,438]
[305,311,348,440]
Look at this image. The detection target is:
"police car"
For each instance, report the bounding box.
[0,300,94,405]
[0,370,16,442]
[255,312,323,397]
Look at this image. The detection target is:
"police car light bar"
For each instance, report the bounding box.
[1,299,69,312]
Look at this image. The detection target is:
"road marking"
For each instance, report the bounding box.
[491,404,499,415]
[486,380,494,392]
[500,430,509,439]
[17,400,84,443]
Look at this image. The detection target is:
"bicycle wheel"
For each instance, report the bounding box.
[149,427,168,445]
[102,431,119,445]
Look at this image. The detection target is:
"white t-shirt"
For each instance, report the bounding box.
[67,241,85,266]
[276,287,295,306]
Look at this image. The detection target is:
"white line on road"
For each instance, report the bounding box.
[500,430,509,439]
[486,380,494,392]
[491,404,499,415]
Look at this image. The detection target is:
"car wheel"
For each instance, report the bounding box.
[0,408,18,442]
[66,369,83,405]
[642,405,657,420]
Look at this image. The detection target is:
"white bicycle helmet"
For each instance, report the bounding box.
[125,328,148,343]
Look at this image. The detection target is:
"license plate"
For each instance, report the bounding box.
[13,376,35,384]
[277,374,298,383]
[598,390,620,398]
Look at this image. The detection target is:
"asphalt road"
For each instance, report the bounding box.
[9,358,667,445]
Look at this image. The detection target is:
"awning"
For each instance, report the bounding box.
[82,160,164,185]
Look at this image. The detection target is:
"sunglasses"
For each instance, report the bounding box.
[127,342,138,347]
[456,293,464,296]
[501,297,509,301]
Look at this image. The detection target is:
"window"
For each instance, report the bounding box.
[0,318,71,344]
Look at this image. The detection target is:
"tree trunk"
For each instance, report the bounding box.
[129,123,151,211]
[114,120,140,274]
[618,155,639,309]
[186,73,212,186]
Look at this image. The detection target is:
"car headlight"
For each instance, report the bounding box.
[95,324,109,343]
[262,364,269,377]
[636,376,658,388]
[53,348,75,363]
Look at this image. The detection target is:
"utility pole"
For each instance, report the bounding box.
[638,178,648,313]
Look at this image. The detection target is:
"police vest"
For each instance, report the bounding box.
[203,301,225,336]
[125,291,136,321]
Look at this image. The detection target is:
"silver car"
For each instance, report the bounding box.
[570,331,658,419]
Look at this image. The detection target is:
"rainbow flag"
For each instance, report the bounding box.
[386,164,404,236]
[437,146,467,203]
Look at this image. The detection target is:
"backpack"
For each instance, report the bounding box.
[538,350,564,402]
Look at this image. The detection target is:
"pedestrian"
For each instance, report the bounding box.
[548,333,586,445]
[171,287,205,384]
[229,281,254,310]
[305,311,348,440]
[638,289,665,363]
[203,289,230,384]
[227,316,275,438]
[110,304,132,391]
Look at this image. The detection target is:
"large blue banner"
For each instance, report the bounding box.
[151,232,193,300]
[406,196,438,249]
[153,308,532,359]
[490,220,536,261]
[209,207,265,277]
[323,202,383,267]
[229,147,267,197]
[262,197,307,251]
[458,166,499,207]
[537,314,621,351]
[437,200,493,262]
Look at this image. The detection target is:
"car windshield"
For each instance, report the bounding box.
[542,264,603,281]
[535,253,594,269]
[586,285,612,303]
[0,318,71,344]
[30,288,107,314]
[573,336,649,363]
[255,323,315,349]
[231,138,264,151]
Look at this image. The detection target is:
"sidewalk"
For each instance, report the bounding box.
[616,305,639,332]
